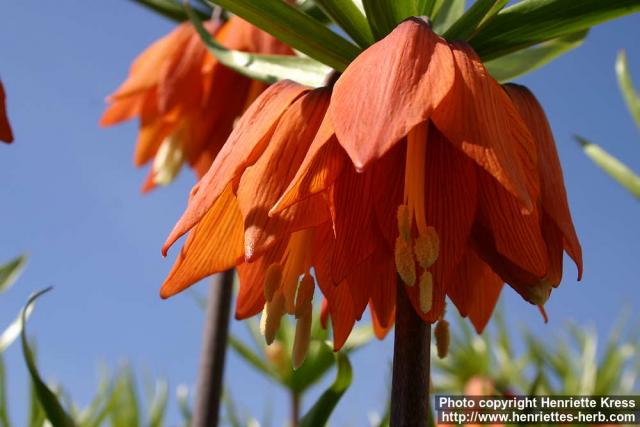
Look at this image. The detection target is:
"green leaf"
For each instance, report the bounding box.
[0,355,11,427]
[207,0,360,71]
[485,30,587,82]
[576,136,640,199]
[227,336,278,380]
[108,367,140,427]
[361,1,397,40]
[287,340,335,393]
[443,0,507,41]
[147,380,168,427]
[617,50,640,129]
[315,0,374,47]
[20,287,77,427]
[176,385,192,426]
[186,4,331,87]
[432,0,465,35]
[0,254,27,294]
[1,302,34,352]
[129,0,210,22]
[470,0,640,61]
[298,352,352,427]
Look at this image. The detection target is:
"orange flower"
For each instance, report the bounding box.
[272,18,581,332]
[0,80,14,143]
[101,17,292,191]
[161,18,582,353]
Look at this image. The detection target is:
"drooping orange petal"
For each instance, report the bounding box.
[108,23,195,101]
[329,18,455,171]
[0,80,13,143]
[313,228,357,350]
[236,88,332,260]
[370,303,395,339]
[403,125,478,322]
[220,16,294,56]
[505,83,582,280]
[271,114,346,214]
[235,237,288,319]
[100,93,147,127]
[372,143,405,250]
[366,250,397,331]
[431,42,537,211]
[329,163,379,284]
[162,80,308,255]
[473,166,549,283]
[447,248,504,333]
[160,185,244,298]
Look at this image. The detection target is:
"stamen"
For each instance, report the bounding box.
[434,318,450,359]
[292,307,312,369]
[397,205,411,242]
[395,238,416,286]
[264,291,285,345]
[538,304,549,323]
[418,271,433,313]
[280,229,315,314]
[404,123,429,234]
[259,304,268,336]
[264,263,283,302]
[295,273,315,318]
[414,227,440,269]
[152,135,186,186]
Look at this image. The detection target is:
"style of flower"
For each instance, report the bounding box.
[100,17,292,191]
[0,80,14,143]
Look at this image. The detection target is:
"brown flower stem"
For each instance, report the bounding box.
[291,391,301,427]
[192,269,235,427]
[390,281,432,427]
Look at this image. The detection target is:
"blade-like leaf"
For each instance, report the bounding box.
[108,367,140,427]
[176,385,192,426]
[227,336,278,381]
[147,380,169,427]
[129,0,210,22]
[0,355,10,427]
[432,0,465,35]
[0,255,27,294]
[207,0,360,70]
[298,352,352,427]
[470,0,640,61]
[617,50,640,129]
[485,30,587,82]
[361,1,397,40]
[20,287,77,427]
[186,4,331,87]
[443,0,506,41]
[576,136,640,199]
[1,302,34,352]
[315,0,374,47]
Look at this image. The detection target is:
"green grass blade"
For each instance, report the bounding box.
[108,367,140,427]
[616,50,640,130]
[207,0,360,70]
[227,336,278,380]
[315,0,374,47]
[1,302,34,352]
[186,4,331,87]
[576,136,640,199]
[470,0,640,61]
[20,288,77,427]
[0,355,11,427]
[0,255,27,294]
[147,380,168,427]
[485,30,587,82]
[298,352,352,427]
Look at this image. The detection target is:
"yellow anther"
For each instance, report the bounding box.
[259,304,268,336]
[263,263,283,302]
[152,136,186,186]
[292,306,312,369]
[264,292,285,345]
[397,204,411,241]
[295,274,315,318]
[434,319,450,359]
[526,283,552,306]
[418,271,433,313]
[414,227,440,269]
[395,237,416,287]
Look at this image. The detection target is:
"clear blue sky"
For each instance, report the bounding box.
[0,2,639,426]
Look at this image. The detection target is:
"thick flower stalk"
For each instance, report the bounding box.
[0,80,14,143]
[161,18,582,365]
[101,17,292,191]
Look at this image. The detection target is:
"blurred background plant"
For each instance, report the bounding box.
[576,50,640,199]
